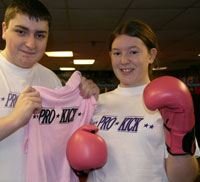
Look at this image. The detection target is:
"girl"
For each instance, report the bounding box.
[87,19,199,182]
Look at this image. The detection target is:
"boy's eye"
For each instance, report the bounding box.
[15,30,25,35]
[36,33,46,39]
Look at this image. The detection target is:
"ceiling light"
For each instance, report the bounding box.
[73,59,95,65]
[59,67,75,71]
[45,51,73,57]
[152,67,167,71]
[198,53,200,57]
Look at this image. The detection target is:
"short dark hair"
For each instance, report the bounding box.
[4,0,52,29]
[109,19,160,76]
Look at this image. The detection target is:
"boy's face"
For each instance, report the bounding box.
[1,13,49,68]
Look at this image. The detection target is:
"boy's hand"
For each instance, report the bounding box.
[79,77,100,100]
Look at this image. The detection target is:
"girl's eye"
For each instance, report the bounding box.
[112,51,121,56]
[130,50,138,55]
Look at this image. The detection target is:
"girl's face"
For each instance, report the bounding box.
[110,34,157,87]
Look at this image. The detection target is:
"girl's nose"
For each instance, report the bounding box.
[120,53,130,64]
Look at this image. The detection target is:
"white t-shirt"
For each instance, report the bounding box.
[0,53,62,182]
[87,85,169,182]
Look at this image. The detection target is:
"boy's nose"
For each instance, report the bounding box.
[25,35,36,49]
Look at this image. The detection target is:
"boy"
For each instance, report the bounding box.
[0,0,99,181]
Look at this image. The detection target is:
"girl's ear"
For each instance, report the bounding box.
[149,48,157,64]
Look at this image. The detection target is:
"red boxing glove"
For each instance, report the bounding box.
[143,76,195,155]
[66,125,107,175]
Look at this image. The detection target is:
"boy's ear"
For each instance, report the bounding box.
[2,22,7,40]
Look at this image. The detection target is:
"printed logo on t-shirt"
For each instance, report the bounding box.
[32,107,79,125]
[1,91,19,108]
[91,115,154,133]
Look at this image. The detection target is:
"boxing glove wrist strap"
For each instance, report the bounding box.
[164,125,196,155]
[71,168,89,177]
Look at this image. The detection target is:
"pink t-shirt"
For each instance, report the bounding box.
[24,71,97,182]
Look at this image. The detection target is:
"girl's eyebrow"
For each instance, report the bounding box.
[111,46,138,51]
[111,48,119,51]
[127,46,138,49]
